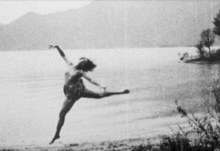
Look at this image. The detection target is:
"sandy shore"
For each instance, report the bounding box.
[0,137,161,151]
[0,115,192,151]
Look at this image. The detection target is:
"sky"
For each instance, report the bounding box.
[0,1,91,25]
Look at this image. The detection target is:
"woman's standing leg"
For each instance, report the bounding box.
[50,98,78,144]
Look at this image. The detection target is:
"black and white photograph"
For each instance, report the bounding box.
[1,0,220,150]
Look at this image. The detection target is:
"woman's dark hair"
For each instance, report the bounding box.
[75,57,96,72]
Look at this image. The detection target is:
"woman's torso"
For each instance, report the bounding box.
[65,67,83,85]
[63,68,85,99]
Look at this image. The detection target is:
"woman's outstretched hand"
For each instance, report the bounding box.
[48,45,58,49]
[48,45,54,49]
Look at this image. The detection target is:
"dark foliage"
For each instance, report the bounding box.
[133,81,220,151]
[213,10,220,37]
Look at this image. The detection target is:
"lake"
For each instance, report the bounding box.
[0,47,220,146]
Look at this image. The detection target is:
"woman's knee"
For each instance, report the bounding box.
[59,112,64,118]
[96,93,105,98]
[59,109,68,118]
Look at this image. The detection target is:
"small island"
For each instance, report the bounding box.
[180,11,220,64]
[181,47,220,64]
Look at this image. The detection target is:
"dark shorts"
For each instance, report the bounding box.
[63,79,85,99]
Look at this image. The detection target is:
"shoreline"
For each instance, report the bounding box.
[0,137,163,151]
[0,114,190,151]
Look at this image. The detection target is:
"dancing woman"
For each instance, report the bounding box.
[49,45,129,144]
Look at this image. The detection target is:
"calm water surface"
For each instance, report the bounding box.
[0,47,220,146]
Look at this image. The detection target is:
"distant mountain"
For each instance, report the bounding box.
[0,1,220,50]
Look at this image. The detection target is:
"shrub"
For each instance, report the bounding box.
[133,80,220,151]
[165,80,220,151]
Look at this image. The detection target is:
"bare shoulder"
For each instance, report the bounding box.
[81,71,90,79]
[74,70,82,74]
[74,70,84,76]
[78,70,85,76]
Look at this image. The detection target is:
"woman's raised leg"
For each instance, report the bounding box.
[49,98,77,144]
[82,88,129,99]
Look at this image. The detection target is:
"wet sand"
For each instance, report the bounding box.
[0,115,189,151]
[0,137,164,151]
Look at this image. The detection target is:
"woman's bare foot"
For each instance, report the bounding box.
[123,89,130,94]
[49,135,60,144]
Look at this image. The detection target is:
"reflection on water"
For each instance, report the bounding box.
[0,47,220,145]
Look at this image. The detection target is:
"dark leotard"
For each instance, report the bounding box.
[63,71,85,99]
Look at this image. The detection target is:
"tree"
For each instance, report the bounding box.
[200,29,215,57]
[195,40,205,58]
[213,10,220,37]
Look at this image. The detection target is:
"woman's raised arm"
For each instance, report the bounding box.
[49,45,73,66]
